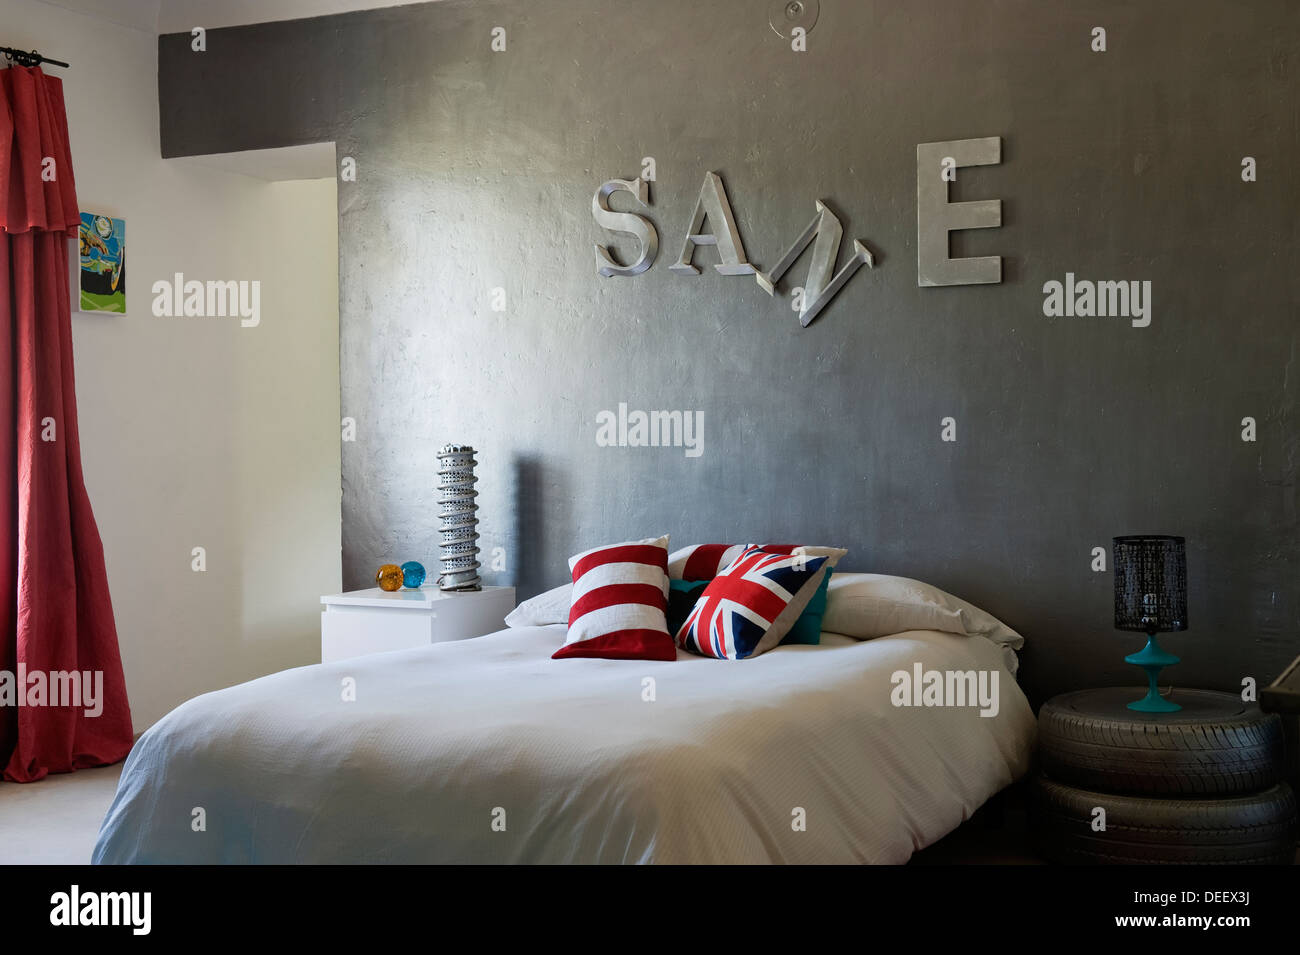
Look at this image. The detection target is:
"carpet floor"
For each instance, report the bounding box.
[0,762,124,865]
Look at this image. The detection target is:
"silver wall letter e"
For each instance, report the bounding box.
[917,137,1002,286]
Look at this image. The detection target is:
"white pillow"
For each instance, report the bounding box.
[504,584,571,627]
[821,573,1024,651]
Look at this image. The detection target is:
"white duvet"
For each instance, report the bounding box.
[94,626,1035,864]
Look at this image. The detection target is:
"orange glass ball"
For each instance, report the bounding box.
[375,563,403,592]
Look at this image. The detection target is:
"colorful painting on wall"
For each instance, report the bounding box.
[78,213,126,313]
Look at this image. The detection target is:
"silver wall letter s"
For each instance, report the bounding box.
[593,178,658,277]
[755,200,873,327]
[917,137,1002,286]
[669,171,756,276]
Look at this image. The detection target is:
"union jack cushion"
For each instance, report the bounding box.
[668,543,844,581]
[676,545,838,659]
[553,535,675,660]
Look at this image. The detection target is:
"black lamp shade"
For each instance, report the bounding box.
[1113,535,1187,633]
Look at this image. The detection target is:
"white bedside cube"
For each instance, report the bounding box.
[320,585,516,663]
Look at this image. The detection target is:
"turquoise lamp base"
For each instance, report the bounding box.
[1125,634,1181,712]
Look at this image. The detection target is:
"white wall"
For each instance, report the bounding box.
[32,0,443,34]
[3,0,341,729]
[156,0,440,33]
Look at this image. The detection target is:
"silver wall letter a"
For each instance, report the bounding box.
[755,200,873,327]
[669,171,756,276]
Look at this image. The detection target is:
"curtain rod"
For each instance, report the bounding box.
[0,46,71,68]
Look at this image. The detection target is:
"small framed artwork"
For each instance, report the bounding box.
[77,212,126,313]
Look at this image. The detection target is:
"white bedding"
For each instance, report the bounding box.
[94,626,1035,864]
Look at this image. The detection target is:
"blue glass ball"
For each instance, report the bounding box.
[400,561,426,589]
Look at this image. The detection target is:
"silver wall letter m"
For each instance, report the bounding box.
[755,200,873,328]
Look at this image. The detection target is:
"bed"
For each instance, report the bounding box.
[93,624,1035,864]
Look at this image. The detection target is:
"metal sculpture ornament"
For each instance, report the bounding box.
[592,137,1006,327]
[436,444,482,592]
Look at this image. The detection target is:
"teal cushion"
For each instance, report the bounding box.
[780,568,832,645]
[666,578,708,637]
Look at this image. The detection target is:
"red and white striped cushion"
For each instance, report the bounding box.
[552,535,675,660]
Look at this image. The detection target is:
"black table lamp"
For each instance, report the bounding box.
[1113,535,1187,713]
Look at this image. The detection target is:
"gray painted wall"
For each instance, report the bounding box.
[158,0,1298,706]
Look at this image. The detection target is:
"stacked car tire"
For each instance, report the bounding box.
[1030,688,1296,864]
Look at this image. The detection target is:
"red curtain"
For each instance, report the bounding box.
[0,65,132,781]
